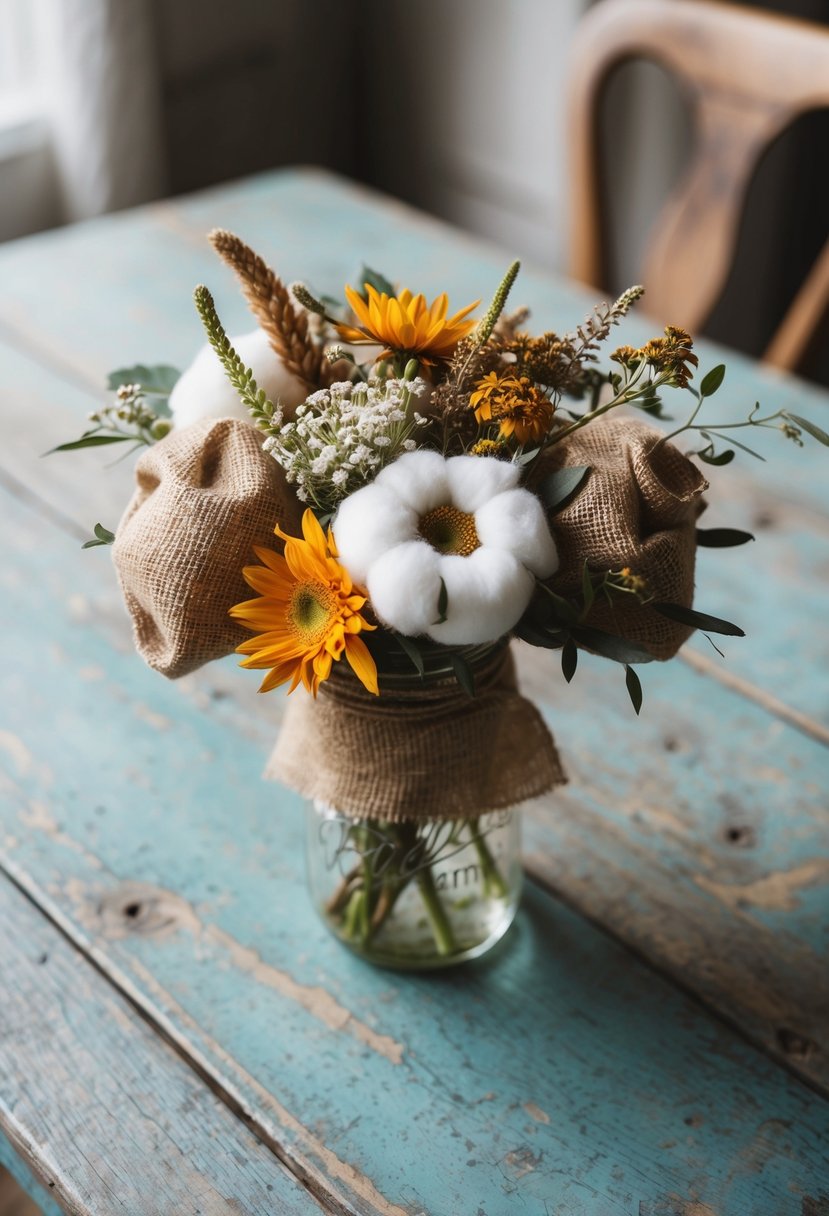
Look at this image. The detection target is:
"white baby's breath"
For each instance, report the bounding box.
[263,375,431,512]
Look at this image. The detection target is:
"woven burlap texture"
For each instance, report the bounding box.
[535,414,708,659]
[267,646,566,822]
[112,417,301,678]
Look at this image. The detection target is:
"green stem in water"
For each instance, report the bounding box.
[467,818,509,899]
[415,866,457,956]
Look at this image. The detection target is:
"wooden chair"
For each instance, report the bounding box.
[566,0,829,371]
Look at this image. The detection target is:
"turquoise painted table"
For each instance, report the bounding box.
[1,168,828,1216]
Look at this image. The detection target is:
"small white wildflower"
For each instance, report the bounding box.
[403,439,417,451]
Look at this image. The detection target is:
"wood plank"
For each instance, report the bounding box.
[1,485,828,1213]
[0,876,323,1216]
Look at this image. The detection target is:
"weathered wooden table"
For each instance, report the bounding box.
[1,168,828,1216]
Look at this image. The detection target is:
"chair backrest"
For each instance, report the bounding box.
[566,0,829,371]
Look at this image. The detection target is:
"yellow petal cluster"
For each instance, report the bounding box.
[336,284,478,364]
[470,371,555,445]
[229,509,378,696]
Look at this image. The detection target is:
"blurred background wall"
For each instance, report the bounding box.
[1,0,827,378]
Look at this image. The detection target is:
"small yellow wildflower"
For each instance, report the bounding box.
[470,370,555,445]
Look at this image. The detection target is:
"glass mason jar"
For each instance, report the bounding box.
[306,801,522,968]
[303,639,523,969]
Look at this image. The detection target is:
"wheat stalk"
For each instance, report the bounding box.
[208,228,325,389]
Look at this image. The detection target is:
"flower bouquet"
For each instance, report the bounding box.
[54,230,828,968]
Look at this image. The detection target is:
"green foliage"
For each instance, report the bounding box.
[561,637,578,683]
[449,651,476,697]
[434,578,449,625]
[360,266,395,297]
[570,626,655,664]
[540,465,591,512]
[395,633,425,678]
[624,664,643,714]
[48,366,180,458]
[194,285,281,433]
[653,602,744,637]
[698,364,725,397]
[49,434,134,453]
[106,364,179,415]
[81,522,116,549]
[695,445,735,466]
[787,412,829,446]
[696,528,754,547]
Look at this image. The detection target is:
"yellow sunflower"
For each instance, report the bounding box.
[470,371,555,445]
[336,283,479,363]
[229,509,378,697]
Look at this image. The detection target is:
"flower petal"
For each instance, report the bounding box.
[373,449,451,514]
[427,548,534,645]
[475,488,559,578]
[333,484,417,583]
[446,454,520,513]
[344,634,380,695]
[366,541,442,636]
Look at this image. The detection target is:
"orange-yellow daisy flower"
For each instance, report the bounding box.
[229,509,378,697]
[470,371,555,446]
[336,283,479,363]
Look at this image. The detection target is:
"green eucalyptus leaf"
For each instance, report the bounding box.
[434,578,449,625]
[537,583,580,627]
[696,446,735,466]
[47,434,134,454]
[395,633,425,677]
[695,528,755,547]
[540,465,591,512]
[653,601,745,636]
[107,364,180,395]
[788,413,829,446]
[571,626,656,664]
[699,364,726,397]
[513,619,564,649]
[449,652,476,698]
[561,637,578,683]
[82,522,115,549]
[624,664,643,715]
[359,267,395,298]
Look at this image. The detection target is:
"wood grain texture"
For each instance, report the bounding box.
[0,876,322,1216]
[1,169,828,1213]
[565,0,829,369]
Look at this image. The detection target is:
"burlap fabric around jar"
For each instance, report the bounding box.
[267,645,566,822]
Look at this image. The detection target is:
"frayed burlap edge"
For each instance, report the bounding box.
[265,646,566,822]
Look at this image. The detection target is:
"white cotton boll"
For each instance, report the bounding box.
[446,454,520,513]
[475,489,559,578]
[367,541,443,636]
[374,449,450,513]
[428,549,534,645]
[333,485,417,583]
[169,329,307,429]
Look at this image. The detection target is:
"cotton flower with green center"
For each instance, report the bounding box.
[333,450,558,644]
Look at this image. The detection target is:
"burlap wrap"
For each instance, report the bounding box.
[266,645,566,822]
[112,417,301,678]
[536,415,708,659]
[111,412,704,822]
